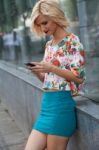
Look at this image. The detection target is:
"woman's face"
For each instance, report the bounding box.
[35,15,58,36]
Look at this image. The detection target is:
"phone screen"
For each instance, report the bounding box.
[25,63,36,67]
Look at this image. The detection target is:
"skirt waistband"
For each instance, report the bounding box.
[42,90,72,98]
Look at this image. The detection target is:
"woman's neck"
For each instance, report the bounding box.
[52,27,68,45]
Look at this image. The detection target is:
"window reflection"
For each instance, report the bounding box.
[0,0,45,64]
[59,0,80,35]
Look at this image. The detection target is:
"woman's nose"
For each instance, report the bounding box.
[41,25,47,31]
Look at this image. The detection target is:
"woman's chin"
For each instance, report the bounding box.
[44,31,52,36]
[46,33,52,36]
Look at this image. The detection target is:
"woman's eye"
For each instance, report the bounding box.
[42,21,48,25]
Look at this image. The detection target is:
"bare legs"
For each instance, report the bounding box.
[47,135,69,150]
[25,130,47,150]
[25,130,69,150]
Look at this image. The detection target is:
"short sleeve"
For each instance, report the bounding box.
[66,34,86,96]
[67,34,85,80]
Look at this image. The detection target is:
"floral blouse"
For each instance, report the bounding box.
[42,33,86,96]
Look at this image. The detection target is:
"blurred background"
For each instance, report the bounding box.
[0,0,47,64]
[0,0,99,96]
[0,1,99,149]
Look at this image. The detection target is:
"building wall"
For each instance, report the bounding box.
[77,0,99,55]
[60,0,99,56]
[0,62,99,150]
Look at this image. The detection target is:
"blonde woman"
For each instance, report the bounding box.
[25,0,85,150]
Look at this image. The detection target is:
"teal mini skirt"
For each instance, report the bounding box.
[33,91,77,137]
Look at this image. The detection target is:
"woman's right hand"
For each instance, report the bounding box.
[27,65,40,76]
[27,63,45,82]
[26,62,38,75]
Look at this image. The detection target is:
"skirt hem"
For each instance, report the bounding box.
[33,127,74,138]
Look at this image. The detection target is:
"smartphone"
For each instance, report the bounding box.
[25,62,36,67]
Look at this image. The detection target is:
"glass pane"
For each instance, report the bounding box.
[74,0,99,101]
[59,0,80,35]
[0,0,45,65]
[84,0,99,97]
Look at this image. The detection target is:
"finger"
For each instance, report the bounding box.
[31,65,43,69]
[31,62,41,66]
[32,68,44,72]
[27,66,32,70]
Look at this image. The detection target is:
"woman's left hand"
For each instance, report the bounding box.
[29,62,53,73]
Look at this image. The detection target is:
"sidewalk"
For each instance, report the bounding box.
[0,100,27,150]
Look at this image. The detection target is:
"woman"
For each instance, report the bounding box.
[25,0,85,149]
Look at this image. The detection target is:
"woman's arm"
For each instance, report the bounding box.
[30,62,83,84]
[50,65,83,84]
[34,72,45,82]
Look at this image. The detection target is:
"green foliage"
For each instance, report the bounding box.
[16,0,30,15]
[0,0,33,31]
[0,0,6,28]
[10,0,18,18]
[3,0,19,29]
[9,0,18,27]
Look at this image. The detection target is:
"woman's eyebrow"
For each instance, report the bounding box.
[36,21,47,26]
[41,21,47,24]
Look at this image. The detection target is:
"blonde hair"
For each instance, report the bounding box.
[30,0,69,36]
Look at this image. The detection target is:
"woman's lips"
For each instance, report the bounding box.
[44,31,48,34]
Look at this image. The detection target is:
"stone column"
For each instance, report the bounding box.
[76,0,90,51]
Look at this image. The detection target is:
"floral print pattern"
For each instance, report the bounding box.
[42,33,86,96]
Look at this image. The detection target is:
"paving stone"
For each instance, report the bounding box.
[0,119,21,135]
[0,111,13,122]
[0,102,7,112]
[8,142,26,150]
[3,132,27,146]
[0,102,27,150]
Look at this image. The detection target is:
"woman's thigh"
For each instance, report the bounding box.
[25,129,47,150]
[47,134,69,150]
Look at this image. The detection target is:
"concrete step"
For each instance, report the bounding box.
[0,101,27,150]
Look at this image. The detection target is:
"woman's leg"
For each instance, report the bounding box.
[25,129,47,150]
[47,134,69,150]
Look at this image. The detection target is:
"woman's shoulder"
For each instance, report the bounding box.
[67,33,84,47]
[67,33,80,42]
